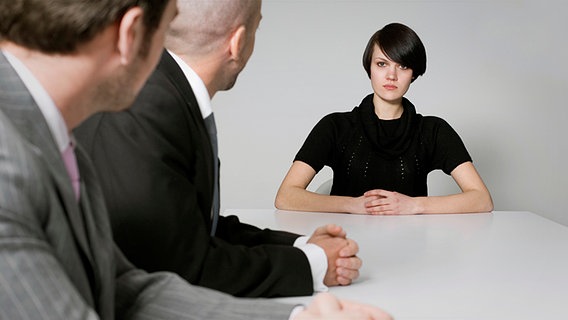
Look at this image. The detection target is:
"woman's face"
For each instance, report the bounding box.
[370,44,414,105]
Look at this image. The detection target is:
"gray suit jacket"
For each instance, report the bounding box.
[0,52,295,319]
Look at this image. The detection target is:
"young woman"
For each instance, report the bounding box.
[275,23,493,215]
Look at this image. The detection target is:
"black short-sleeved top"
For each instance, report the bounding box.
[294,94,472,197]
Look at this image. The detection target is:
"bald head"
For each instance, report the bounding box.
[166,0,262,96]
[166,0,261,58]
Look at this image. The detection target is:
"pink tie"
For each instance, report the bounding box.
[62,141,80,200]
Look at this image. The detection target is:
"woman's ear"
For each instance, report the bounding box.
[228,25,247,62]
[116,6,145,65]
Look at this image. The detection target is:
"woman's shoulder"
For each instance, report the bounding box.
[306,108,362,140]
[324,106,359,118]
[420,115,453,129]
[317,107,360,126]
[316,93,373,120]
[418,115,463,141]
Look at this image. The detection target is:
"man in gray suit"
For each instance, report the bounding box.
[0,0,392,319]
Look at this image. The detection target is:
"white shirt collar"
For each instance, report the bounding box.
[168,50,212,119]
[2,50,71,153]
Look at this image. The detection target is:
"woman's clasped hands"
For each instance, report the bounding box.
[362,189,420,215]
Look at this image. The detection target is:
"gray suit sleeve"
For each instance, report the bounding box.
[113,247,296,320]
[115,269,296,320]
[0,218,100,320]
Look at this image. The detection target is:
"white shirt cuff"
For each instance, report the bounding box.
[294,236,329,292]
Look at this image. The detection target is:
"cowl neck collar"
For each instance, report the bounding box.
[354,93,422,159]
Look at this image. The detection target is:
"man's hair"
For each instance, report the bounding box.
[362,22,427,81]
[0,0,170,54]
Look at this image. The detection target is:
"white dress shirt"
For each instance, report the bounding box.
[168,51,328,292]
[2,50,71,153]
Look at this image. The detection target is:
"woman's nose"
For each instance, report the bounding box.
[386,67,397,80]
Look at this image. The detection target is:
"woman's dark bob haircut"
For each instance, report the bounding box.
[362,23,427,81]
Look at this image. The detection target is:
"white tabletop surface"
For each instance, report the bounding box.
[225,209,568,320]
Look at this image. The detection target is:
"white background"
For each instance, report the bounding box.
[214,0,568,226]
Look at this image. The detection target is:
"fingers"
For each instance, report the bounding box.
[307,294,393,320]
[368,206,396,215]
[363,190,397,214]
[308,225,347,248]
[365,196,390,209]
[299,293,393,320]
[325,224,346,238]
[365,197,396,215]
[339,238,359,257]
[336,268,359,285]
[337,255,362,270]
[363,189,389,197]
[335,256,361,285]
[311,224,346,238]
[313,292,342,314]
[339,300,394,320]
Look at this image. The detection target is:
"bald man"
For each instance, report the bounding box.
[76,0,362,298]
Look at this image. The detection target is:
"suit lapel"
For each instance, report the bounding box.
[0,53,97,283]
[158,51,217,228]
[159,52,201,114]
[75,146,116,317]
[159,51,213,152]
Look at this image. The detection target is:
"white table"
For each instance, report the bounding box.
[225,210,568,320]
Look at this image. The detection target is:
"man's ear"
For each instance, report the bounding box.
[228,25,247,62]
[116,7,145,65]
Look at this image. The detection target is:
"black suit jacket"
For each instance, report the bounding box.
[76,51,314,297]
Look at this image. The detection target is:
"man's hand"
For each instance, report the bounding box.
[307,224,362,286]
[293,292,393,320]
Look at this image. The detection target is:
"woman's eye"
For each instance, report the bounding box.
[377,62,386,67]
[399,65,408,70]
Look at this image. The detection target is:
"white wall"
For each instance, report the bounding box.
[214,0,568,226]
